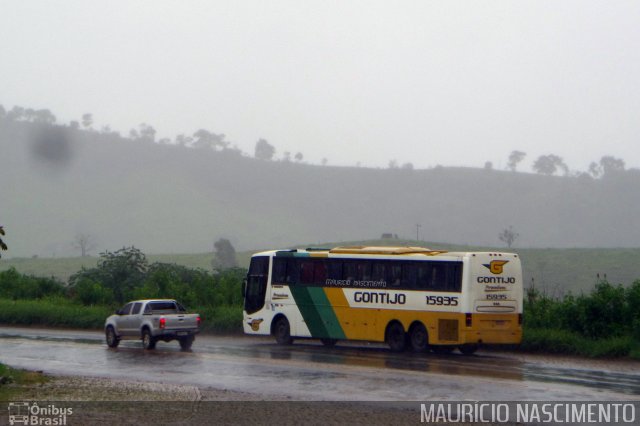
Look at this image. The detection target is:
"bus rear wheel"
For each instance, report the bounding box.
[273,317,293,345]
[459,344,478,355]
[409,323,429,352]
[386,322,406,352]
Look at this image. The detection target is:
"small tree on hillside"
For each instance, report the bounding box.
[72,233,97,257]
[507,150,526,171]
[0,226,7,257]
[81,113,93,129]
[254,138,275,160]
[499,226,519,248]
[532,154,568,176]
[211,238,238,271]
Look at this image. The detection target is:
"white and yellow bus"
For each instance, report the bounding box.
[243,246,522,354]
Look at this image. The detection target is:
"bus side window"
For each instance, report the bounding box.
[388,264,402,287]
[356,261,371,281]
[327,260,342,280]
[272,258,287,284]
[402,263,417,288]
[416,263,431,290]
[299,260,314,284]
[371,262,386,282]
[286,258,299,284]
[314,261,327,284]
[343,261,357,282]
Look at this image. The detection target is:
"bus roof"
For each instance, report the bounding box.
[253,246,519,259]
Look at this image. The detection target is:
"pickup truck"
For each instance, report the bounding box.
[104,299,201,350]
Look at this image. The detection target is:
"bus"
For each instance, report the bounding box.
[243,246,523,354]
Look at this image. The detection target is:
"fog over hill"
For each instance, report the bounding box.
[1,117,639,258]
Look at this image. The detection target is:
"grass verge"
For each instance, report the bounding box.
[0,362,48,400]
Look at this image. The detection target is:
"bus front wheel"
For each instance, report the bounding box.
[386,322,406,352]
[273,317,293,345]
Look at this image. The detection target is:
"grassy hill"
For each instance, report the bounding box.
[1,239,638,294]
[2,113,640,267]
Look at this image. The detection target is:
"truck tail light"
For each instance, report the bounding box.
[197,316,201,327]
[465,313,472,327]
[159,317,166,329]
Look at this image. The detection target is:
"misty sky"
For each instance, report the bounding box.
[2,1,639,171]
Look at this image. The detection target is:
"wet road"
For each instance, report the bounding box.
[1,326,638,401]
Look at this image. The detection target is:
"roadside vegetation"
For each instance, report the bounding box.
[522,280,640,359]
[0,247,243,333]
[1,246,639,358]
[0,362,48,399]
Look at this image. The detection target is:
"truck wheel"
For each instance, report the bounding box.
[105,326,120,348]
[274,317,293,345]
[386,322,406,352]
[179,336,194,351]
[142,328,156,350]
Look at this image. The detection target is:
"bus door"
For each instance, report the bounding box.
[244,256,269,315]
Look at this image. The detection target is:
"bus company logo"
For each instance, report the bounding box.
[7,402,72,425]
[483,260,509,275]
[248,318,263,331]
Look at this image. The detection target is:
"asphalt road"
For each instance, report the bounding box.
[1,326,638,401]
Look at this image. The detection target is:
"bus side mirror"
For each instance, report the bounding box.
[242,278,247,297]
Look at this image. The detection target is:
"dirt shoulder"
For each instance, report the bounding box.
[2,374,424,425]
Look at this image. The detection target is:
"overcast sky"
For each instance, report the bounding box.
[2,1,639,171]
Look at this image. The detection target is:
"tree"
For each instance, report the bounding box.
[499,226,519,248]
[282,151,291,162]
[192,129,228,150]
[0,226,7,258]
[175,134,193,147]
[388,159,398,169]
[72,233,97,257]
[7,106,25,121]
[138,123,156,143]
[532,154,568,176]
[254,138,275,160]
[401,162,414,170]
[0,104,5,120]
[33,109,56,124]
[599,156,625,176]
[81,113,93,129]
[294,152,304,162]
[484,161,493,170]
[507,151,526,171]
[70,246,148,303]
[321,158,328,166]
[211,238,238,271]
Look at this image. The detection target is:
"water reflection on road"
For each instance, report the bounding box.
[1,327,638,401]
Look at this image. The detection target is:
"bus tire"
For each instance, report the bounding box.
[386,322,406,352]
[273,317,293,345]
[432,345,455,354]
[459,344,478,355]
[409,323,429,352]
[320,338,337,347]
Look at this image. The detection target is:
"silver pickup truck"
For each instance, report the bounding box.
[104,299,200,350]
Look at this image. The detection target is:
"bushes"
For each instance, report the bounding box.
[0,298,111,328]
[523,279,640,357]
[0,248,246,332]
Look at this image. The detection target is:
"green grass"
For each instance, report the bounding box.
[521,327,640,358]
[0,362,49,400]
[0,298,112,329]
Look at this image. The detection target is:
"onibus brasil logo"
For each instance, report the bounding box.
[7,402,72,425]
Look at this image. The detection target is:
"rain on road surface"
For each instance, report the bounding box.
[1,326,638,401]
